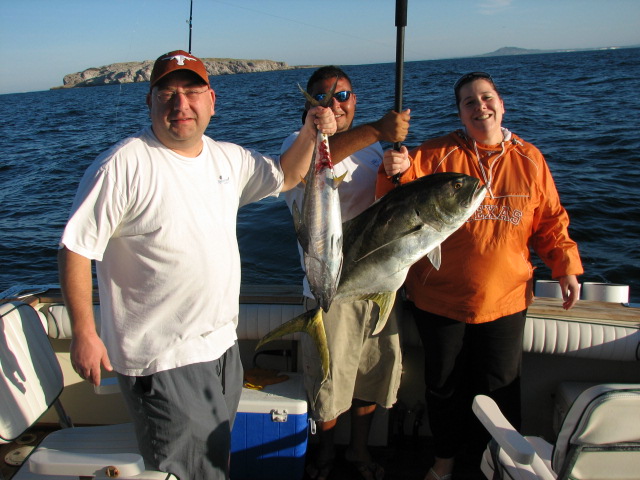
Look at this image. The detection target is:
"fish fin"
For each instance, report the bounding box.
[291,202,309,251]
[256,308,330,382]
[332,172,348,189]
[427,245,442,270]
[353,225,423,263]
[292,200,301,227]
[362,292,397,335]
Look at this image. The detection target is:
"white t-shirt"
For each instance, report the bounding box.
[280,131,383,298]
[61,126,283,376]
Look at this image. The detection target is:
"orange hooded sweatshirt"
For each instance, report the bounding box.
[376,129,583,324]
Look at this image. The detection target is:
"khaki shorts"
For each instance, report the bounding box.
[302,295,403,422]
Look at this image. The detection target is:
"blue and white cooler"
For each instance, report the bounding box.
[231,373,308,479]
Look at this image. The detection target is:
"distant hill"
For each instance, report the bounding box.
[478,45,639,57]
[478,46,546,56]
[55,58,293,90]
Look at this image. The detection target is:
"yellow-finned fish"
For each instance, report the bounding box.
[259,173,487,381]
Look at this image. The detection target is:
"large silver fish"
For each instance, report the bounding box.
[259,172,487,380]
[292,82,346,312]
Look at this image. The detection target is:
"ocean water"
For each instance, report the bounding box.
[1,48,639,303]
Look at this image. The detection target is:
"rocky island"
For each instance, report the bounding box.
[56,58,294,89]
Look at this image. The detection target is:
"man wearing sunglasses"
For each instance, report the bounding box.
[280,66,410,480]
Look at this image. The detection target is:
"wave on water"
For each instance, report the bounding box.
[1,48,639,302]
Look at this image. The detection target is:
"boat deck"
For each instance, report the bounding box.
[305,440,484,479]
[0,428,483,480]
[2,287,637,480]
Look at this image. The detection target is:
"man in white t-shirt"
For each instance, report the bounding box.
[281,66,410,480]
[58,50,336,480]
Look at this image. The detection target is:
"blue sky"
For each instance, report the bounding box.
[1,0,638,94]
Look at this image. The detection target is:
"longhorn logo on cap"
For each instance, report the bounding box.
[162,54,197,66]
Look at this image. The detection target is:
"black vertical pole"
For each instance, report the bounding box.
[188,0,193,53]
[392,0,408,184]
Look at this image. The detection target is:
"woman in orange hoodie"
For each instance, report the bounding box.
[376,72,583,480]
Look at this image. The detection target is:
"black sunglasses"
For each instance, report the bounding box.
[313,90,352,103]
[453,72,493,91]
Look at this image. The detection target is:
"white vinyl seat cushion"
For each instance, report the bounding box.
[0,301,176,479]
[473,384,640,480]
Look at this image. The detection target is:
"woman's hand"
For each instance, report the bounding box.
[558,275,580,310]
[383,146,411,177]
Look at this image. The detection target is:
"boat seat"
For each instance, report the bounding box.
[522,315,640,361]
[44,303,102,339]
[472,383,640,480]
[552,381,600,436]
[552,380,640,437]
[43,299,411,343]
[236,302,305,340]
[43,302,307,341]
[41,299,640,355]
[0,301,176,479]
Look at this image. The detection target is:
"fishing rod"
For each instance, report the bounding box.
[188,0,193,53]
[392,0,408,185]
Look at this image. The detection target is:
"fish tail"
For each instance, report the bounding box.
[256,308,330,382]
[297,79,338,107]
[298,83,316,105]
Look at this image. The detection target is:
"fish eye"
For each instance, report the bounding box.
[454,182,462,189]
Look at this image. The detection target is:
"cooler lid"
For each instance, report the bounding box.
[238,373,308,415]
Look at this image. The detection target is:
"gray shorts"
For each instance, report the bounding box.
[302,296,403,422]
[117,342,243,480]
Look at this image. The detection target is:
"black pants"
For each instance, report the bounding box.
[412,305,526,460]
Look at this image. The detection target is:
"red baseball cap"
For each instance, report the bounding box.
[149,50,210,90]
